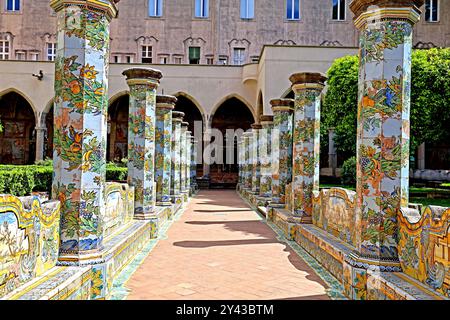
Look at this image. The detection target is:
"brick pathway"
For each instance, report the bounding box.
[125,190,331,300]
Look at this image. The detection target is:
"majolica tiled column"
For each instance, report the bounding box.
[345,0,423,298]
[185,131,192,197]
[270,99,294,208]
[155,95,176,206]
[237,138,244,189]
[123,68,162,219]
[190,137,198,194]
[258,115,274,201]
[51,0,118,259]
[290,73,326,222]
[251,124,262,194]
[242,132,253,190]
[171,111,184,204]
[180,122,189,199]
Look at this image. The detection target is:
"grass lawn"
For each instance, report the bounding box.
[410,197,450,208]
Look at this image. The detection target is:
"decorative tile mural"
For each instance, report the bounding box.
[354,17,415,261]
[51,1,117,257]
[0,195,60,298]
[290,73,326,221]
[251,124,262,194]
[180,123,188,196]
[270,99,294,206]
[171,112,184,204]
[259,116,274,199]
[185,132,192,195]
[398,206,450,298]
[155,95,176,206]
[123,68,162,219]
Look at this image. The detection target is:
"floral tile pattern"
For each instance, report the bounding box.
[155,98,174,205]
[270,101,294,206]
[291,81,324,219]
[52,4,112,254]
[171,112,184,203]
[355,19,413,261]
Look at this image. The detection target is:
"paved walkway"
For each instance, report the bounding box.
[125,190,331,300]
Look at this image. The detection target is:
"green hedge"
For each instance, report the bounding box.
[0,164,128,196]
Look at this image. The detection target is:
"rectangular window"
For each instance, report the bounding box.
[286,0,300,20]
[113,55,121,63]
[6,0,20,11]
[30,52,39,61]
[332,0,345,20]
[189,47,200,64]
[15,51,25,60]
[195,0,208,18]
[206,57,214,65]
[142,45,153,63]
[46,42,56,61]
[219,56,228,65]
[149,0,162,17]
[233,48,246,65]
[173,56,182,64]
[159,56,168,64]
[240,0,254,19]
[425,0,439,22]
[0,41,10,60]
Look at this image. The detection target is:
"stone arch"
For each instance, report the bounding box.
[107,92,129,162]
[209,94,256,127]
[209,96,255,186]
[256,91,263,123]
[171,92,206,125]
[0,89,37,164]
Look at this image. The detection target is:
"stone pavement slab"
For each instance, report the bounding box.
[125,190,331,300]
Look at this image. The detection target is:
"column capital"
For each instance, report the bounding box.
[251,123,262,130]
[290,72,327,93]
[122,68,162,88]
[260,115,274,125]
[156,95,177,111]
[50,0,119,20]
[270,99,294,113]
[172,111,185,122]
[350,0,423,29]
[181,121,189,128]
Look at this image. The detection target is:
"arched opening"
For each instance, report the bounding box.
[43,100,54,159]
[210,97,254,187]
[173,94,204,176]
[0,91,36,164]
[257,91,263,122]
[107,94,129,162]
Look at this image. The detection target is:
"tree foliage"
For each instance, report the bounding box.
[322,48,450,160]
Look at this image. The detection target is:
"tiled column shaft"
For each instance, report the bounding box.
[51,0,118,259]
[123,68,162,219]
[243,132,252,190]
[238,139,244,186]
[190,137,198,192]
[185,131,192,195]
[180,122,188,195]
[350,0,422,263]
[270,99,294,207]
[155,95,176,206]
[259,115,274,198]
[247,133,255,191]
[171,111,184,203]
[290,73,326,222]
[251,124,262,194]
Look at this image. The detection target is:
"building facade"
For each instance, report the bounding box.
[0,0,448,64]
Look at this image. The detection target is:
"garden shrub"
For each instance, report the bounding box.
[341,156,356,186]
[0,163,128,196]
